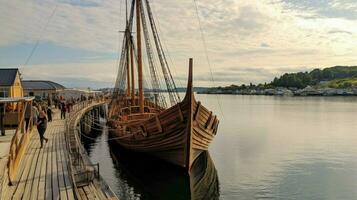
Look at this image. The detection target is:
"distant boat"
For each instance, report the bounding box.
[109,142,220,200]
[108,0,219,171]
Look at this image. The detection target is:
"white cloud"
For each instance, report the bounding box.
[0,0,357,87]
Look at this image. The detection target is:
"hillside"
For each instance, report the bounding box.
[271,66,357,89]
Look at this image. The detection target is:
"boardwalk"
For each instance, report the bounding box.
[1,103,117,200]
[2,111,75,199]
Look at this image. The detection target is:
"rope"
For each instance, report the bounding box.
[113,0,123,88]
[79,114,124,131]
[192,0,225,119]
[24,5,58,66]
[76,127,136,141]
[150,0,184,89]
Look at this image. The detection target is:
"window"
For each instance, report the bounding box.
[0,88,9,97]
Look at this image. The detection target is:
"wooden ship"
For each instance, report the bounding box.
[108,0,219,171]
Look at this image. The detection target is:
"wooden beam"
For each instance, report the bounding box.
[130,39,135,105]
[155,115,162,133]
[0,103,4,136]
[194,101,201,120]
[126,36,131,97]
[136,0,144,113]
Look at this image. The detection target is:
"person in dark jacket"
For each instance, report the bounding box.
[47,107,52,122]
[24,102,32,131]
[37,111,49,148]
[60,101,66,119]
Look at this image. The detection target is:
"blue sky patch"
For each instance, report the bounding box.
[0,42,116,67]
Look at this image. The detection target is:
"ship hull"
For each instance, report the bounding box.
[108,94,219,170]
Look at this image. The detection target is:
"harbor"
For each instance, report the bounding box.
[0,98,118,199]
[1,0,357,199]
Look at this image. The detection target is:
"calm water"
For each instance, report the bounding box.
[81,95,357,200]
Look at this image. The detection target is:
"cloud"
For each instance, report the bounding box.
[328,29,352,35]
[0,0,357,87]
[57,0,102,7]
[19,61,118,88]
[260,43,271,48]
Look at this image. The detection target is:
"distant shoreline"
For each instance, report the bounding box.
[197,87,357,97]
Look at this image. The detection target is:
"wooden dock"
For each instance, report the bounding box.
[0,100,118,200]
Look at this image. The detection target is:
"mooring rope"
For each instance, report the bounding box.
[78,114,117,131]
[76,127,136,141]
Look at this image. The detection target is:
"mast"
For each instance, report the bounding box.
[126,0,131,97]
[126,38,131,98]
[136,0,144,113]
[130,38,135,105]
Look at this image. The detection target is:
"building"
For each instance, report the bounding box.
[22,80,66,99]
[58,88,102,100]
[0,68,23,98]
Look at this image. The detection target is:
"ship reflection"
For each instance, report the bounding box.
[108,141,220,200]
[80,124,103,157]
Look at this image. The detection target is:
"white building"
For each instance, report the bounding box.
[58,89,102,100]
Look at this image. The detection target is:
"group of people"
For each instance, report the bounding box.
[25,94,98,148]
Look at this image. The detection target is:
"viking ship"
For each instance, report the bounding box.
[108,0,219,170]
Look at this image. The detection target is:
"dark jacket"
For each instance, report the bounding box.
[37,116,47,131]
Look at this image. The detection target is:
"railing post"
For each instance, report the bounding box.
[0,103,4,136]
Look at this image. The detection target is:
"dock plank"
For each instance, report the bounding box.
[78,188,89,200]
[83,185,98,200]
[59,126,76,200]
[56,125,68,200]
[45,123,54,200]
[22,133,41,199]
[11,131,39,199]
[29,132,45,199]
[2,104,117,200]
[2,132,36,199]
[38,129,50,200]
[51,125,60,199]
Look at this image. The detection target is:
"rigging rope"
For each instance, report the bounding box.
[77,115,140,141]
[113,0,123,91]
[145,0,180,105]
[24,4,58,66]
[192,0,225,119]
[150,1,184,89]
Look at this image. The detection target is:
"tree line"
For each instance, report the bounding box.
[271,66,357,88]
[209,66,357,92]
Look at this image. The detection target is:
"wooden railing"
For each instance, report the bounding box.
[64,97,117,199]
[5,98,34,185]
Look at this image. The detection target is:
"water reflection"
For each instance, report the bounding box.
[80,124,102,157]
[108,141,220,200]
[81,95,357,199]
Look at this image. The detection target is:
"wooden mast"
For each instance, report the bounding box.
[126,37,131,98]
[136,0,144,113]
[130,38,135,105]
[126,0,131,97]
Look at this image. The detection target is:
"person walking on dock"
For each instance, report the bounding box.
[32,102,39,126]
[24,102,32,131]
[47,106,53,122]
[60,101,66,119]
[37,111,49,148]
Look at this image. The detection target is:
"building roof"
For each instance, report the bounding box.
[0,68,19,86]
[0,96,35,103]
[22,80,66,91]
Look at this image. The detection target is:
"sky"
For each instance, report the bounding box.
[0,0,356,88]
